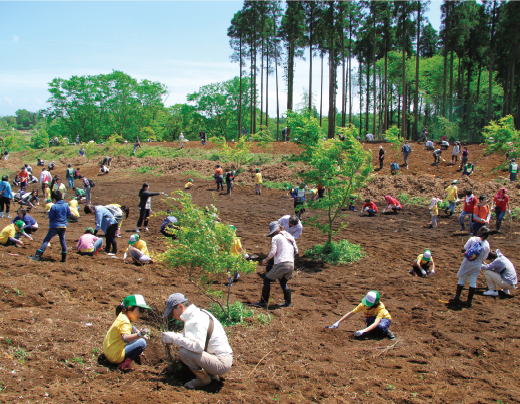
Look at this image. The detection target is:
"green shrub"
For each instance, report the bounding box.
[263,180,293,190]
[135,165,158,173]
[397,192,428,206]
[304,239,365,265]
[208,301,255,327]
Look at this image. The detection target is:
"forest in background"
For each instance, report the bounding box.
[0,0,519,150]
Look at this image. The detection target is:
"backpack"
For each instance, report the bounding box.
[88,179,96,187]
[402,144,411,153]
[464,240,484,261]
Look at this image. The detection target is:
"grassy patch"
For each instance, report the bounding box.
[181,169,213,181]
[263,180,293,190]
[208,301,268,327]
[397,192,429,206]
[304,239,365,265]
[135,165,158,174]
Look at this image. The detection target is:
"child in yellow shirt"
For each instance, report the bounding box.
[254,168,262,195]
[45,199,54,213]
[185,179,193,189]
[102,294,151,370]
[124,234,153,265]
[429,198,441,228]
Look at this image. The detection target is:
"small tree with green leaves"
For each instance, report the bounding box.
[483,115,519,161]
[383,125,403,159]
[252,125,275,158]
[288,111,372,250]
[212,136,253,171]
[159,192,256,318]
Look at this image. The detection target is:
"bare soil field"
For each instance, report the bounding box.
[0,141,518,404]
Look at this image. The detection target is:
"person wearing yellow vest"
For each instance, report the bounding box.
[509,159,518,182]
[254,168,262,195]
[124,234,153,265]
[444,180,459,216]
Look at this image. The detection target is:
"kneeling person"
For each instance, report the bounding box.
[411,250,435,277]
[360,199,378,216]
[0,220,33,247]
[76,227,103,256]
[124,234,153,264]
[482,249,517,296]
[161,293,233,389]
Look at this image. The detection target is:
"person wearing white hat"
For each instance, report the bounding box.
[444,180,459,216]
[326,291,395,340]
[161,293,233,389]
[410,250,435,277]
[253,221,298,308]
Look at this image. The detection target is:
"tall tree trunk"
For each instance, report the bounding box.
[449,51,454,121]
[309,25,313,112]
[266,44,269,129]
[253,47,257,134]
[413,1,421,141]
[275,39,280,141]
[397,84,401,129]
[476,64,481,101]
[238,36,242,139]
[516,84,520,130]
[250,46,254,134]
[359,64,363,136]
[320,53,324,127]
[342,48,346,127]
[503,63,511,117]
[487,0,497,122]
[260,31,264,128]
[509,57,516,115]
[366,63,370,135]
[328,42,336,138]
[384,48,388,132]
[287,43,295,112]
[401,17,406,139]
[348,18,352,124]
[442,43,448,117]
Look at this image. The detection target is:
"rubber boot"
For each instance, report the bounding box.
[29,249,44,261]
[253,286,270,307]
[280,288,292,307]
[60,252,67,263]
[453,284,464,303]
[466,287,476,308]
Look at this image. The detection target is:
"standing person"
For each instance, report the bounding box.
[12,208,38,235]
[429,198,441,228]
[472,195,491,236]
[242,127,248,137]
[214,165,224,192]
[382,195,402,214]
[103,294,151,371]
[401,141,411,167]
[482,249,517,297]
[253,221,298,308]
[161,293,233,389]
[76,227,103,256]
[281,127,286,141]
[135,183,166,232]
[459,189,478,233]
[75,135,80,144]
[378,145,385,169]
[254,168,262,195]
[459,147,469,171]
[451,142,460,164]
[40,167,52,195]
[360,198,378,217]
[508,158,518,182]
[444,180,459,216]
[491,188,511,232]
[124,234,153,265]
[453,226,491,307]
[0,175,13,218]
[52,177,67,200]
[133,140,141,154]
[325,291,395,340]
[83,204,119,255]
[225,170,235,195]
[292,183,307,219]
[4,148,9,160]
[178,132,185,149]
[29,190,76,262]
[80,176,92,204]
[0,220,33,247]
[199,130,206,146]
[433,148,442,165]
[65,164,74,188]
[410,250,436,277]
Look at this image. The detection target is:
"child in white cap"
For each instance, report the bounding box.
[326,291,394,340]
[429,198,442,228]
[411,250,435,277]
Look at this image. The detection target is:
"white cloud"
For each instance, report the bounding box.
[13,35,19,43]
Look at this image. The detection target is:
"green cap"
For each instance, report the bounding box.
[129,234,140,245]
[229,225,236,231]
[46,199,52,203]
[122,294,151,310]
[85,227,94,234]
[14,220,25,232]
[299,182,305,189]
[423,250,432,261]
[361,290,380,307]
[255,168,259,172]
[189,178,193,182]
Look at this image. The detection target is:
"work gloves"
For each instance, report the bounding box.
[354,330,365,337]
[161,332,179,344]
[326,321,341,329]
[137,328,150,339]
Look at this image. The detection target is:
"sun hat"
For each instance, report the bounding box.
[129,234,140,245]
[361,291,380,307]
[452,180,458,184]
[423,250,432,261]
[85,227,94,234]
[299,182,305,189]
[122,294,151,310]
[14,220,25,232]
[163,293,187,318]
[267,221,280,237]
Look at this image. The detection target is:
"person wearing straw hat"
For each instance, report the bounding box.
[103,294,151,371]
[124,234,153,265]
[252,221,298,308]
[325,291,395,340]
[161,293,233,389]
[410,250,436,277]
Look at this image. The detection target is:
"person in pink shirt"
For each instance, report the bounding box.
[253,221,298,308]
[76,227,103,256]
[383,195,402,214]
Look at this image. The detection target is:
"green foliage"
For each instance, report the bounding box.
[106,133,124,146]
[140,126,156,141]
[288,111,372,245]
[135,165,158,174]
[484,115,519,160]
[208,301,254,327]
[304,240,365,265]
[212,136,253,171]
[430,116,460,141]
[397,193,428,206]
[382,125,402,154]
[30,127,50,149]
[159,192,256,318]
[263,180,293,190]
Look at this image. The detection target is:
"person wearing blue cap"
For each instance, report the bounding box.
[326,291,395,340]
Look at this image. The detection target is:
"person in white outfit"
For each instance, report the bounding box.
[451,142,460,164]
[161,293,233,390]
[482,249,517,297]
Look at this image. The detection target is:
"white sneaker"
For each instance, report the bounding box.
[483,290,499,296]
[144,227,149,232]
[135,228,140,233]
[7,215,11,218]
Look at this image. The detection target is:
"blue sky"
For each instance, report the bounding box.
[0,1,442,117]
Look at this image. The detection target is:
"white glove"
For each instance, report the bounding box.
[123,252,127,260]
[161,332,177,344]
[421,269,427,276]
[137,328,149,338]
[328,321,341,329]
[354,329,365,337]
[509,210,512,215]
[429,270,435,276]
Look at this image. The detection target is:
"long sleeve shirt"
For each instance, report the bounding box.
[94,206,118,233]
[267,231,298,265]
[40,170,52,185]
[481,250,517,285]
[277,215,302,240]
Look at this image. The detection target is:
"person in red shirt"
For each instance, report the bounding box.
[18,167,29,192]
[360,198,378,217]
[491,188,510,232]
[383,195,401,214]
[459,189,477,233]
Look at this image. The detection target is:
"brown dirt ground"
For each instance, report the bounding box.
[0,141,519,404]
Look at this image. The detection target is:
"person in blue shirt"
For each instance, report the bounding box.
[390,162,400,175]
[29,190,76,262]
[292,183,306,219]
[160,211,180,238]
[83,204,119,255]
[12,208,38,235]
[0,175,13,218]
